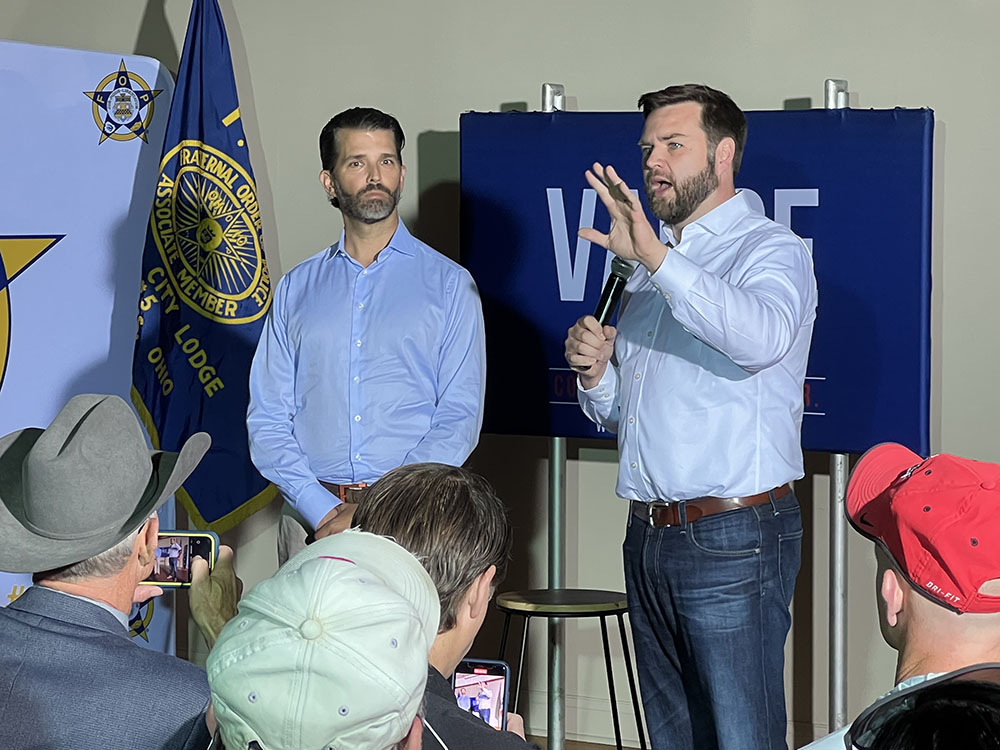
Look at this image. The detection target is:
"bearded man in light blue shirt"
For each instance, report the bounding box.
[248,108,486,561]
[565,84,817,750]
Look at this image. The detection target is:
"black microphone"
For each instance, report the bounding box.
[593,256,638,325]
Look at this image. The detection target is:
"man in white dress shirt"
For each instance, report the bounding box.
[565,84,817,750]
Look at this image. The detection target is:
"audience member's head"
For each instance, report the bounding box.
[0,393,209,606]
[847,665,1000,749]
[207,530,439,750]
[352,462,512,676]
[847,444,1000,677]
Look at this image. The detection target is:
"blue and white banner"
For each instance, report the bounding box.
[132,0,277,533]
[0,40,177,652]
[461,109,932,455]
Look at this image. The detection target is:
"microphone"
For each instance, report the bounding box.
[593,256,637,325]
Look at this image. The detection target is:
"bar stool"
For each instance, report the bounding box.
[496,589,647,750]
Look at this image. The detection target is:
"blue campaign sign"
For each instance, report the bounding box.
[460,108,932,455]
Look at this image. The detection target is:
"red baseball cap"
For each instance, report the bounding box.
[847,443,1000,614]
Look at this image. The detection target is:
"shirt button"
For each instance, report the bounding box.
[354,415,361,422]
[634,373,641,380]
[663,293,671,301]
[647,331,653,337]
[355,340,362,347]
[362,270,368,276]
[357,303,364,310]
[631,462,637,469]
[355,453,361,460]
[353,376,360,383]
[628,417,635,424]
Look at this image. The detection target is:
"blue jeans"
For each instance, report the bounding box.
[623,490,802,750]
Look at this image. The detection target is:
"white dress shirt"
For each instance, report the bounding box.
[578,191,817,502]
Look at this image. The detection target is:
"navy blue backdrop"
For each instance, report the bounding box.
[460,108,932,455]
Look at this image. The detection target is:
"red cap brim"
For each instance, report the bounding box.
[846,443,923,522]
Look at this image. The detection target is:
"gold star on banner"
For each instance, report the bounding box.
[0,236,64,392]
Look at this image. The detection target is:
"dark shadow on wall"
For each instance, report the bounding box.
[790,450,822,747]
[466,434,548,668]
[415,130,461,262]
[790,451,860,747]
[784,97,813,111]
[134,0,180,75]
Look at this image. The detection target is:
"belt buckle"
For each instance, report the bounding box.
[647,500,674,528]
[339,482,368,502]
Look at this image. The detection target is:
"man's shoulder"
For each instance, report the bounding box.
[423,688,527,748]
[734,210,807,248]
[280,244,338,282]
[406,237,473,279]
[1,592,205,681]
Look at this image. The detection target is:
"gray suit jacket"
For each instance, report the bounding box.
[0,586,211,749]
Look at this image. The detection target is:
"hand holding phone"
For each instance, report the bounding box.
[141,530,219,587]
[190,545,241,647]
[452,658,510,730]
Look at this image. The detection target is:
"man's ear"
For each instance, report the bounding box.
[135,515,159,567]
[714,137,736,177]
[319,170,336,200]
[881,567,905,628]
[403,714,422,750]
[399,163,407,193]
[469,565,497,621]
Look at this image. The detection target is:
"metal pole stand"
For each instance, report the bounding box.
[824,77,850,733]
[542,82,568,750]
[829,453,849,731]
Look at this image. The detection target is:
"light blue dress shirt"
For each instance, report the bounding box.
[248,221,486,529]
[578,191,817,502]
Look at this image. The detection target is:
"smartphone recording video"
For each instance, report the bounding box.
[143,531,218,587]
[452,658,510,730]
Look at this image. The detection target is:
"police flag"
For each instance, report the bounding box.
[132,0,276,532]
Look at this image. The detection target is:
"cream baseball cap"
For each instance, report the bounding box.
[207,530,440,750]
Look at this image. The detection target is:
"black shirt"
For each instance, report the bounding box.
[422,665,537,750]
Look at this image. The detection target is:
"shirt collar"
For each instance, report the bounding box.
[328,219,417,261]
[664,190,754,245]
[36,585,130,630]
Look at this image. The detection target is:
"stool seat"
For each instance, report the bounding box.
[496,588,646,750]
[496,589,628,616]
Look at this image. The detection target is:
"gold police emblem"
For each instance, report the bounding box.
[0,236,64,392]
[129,599,155,642]
[151,140,271,324]
[83,60,162,144]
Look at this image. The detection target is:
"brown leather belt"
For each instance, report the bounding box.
[320,481,369,503]
[630,483,791,528]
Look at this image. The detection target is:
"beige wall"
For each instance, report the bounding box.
[6,0,998,745]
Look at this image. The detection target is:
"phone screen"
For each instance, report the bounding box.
[452,659,509,730]
[148,534,214,585]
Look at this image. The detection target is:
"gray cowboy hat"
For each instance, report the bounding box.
[0,393,210,573]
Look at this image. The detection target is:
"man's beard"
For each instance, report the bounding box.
[336,180,401,224]
[645,160,719,227]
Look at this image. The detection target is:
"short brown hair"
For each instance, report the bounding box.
[352,464,512,632]
[637,83,748,176]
